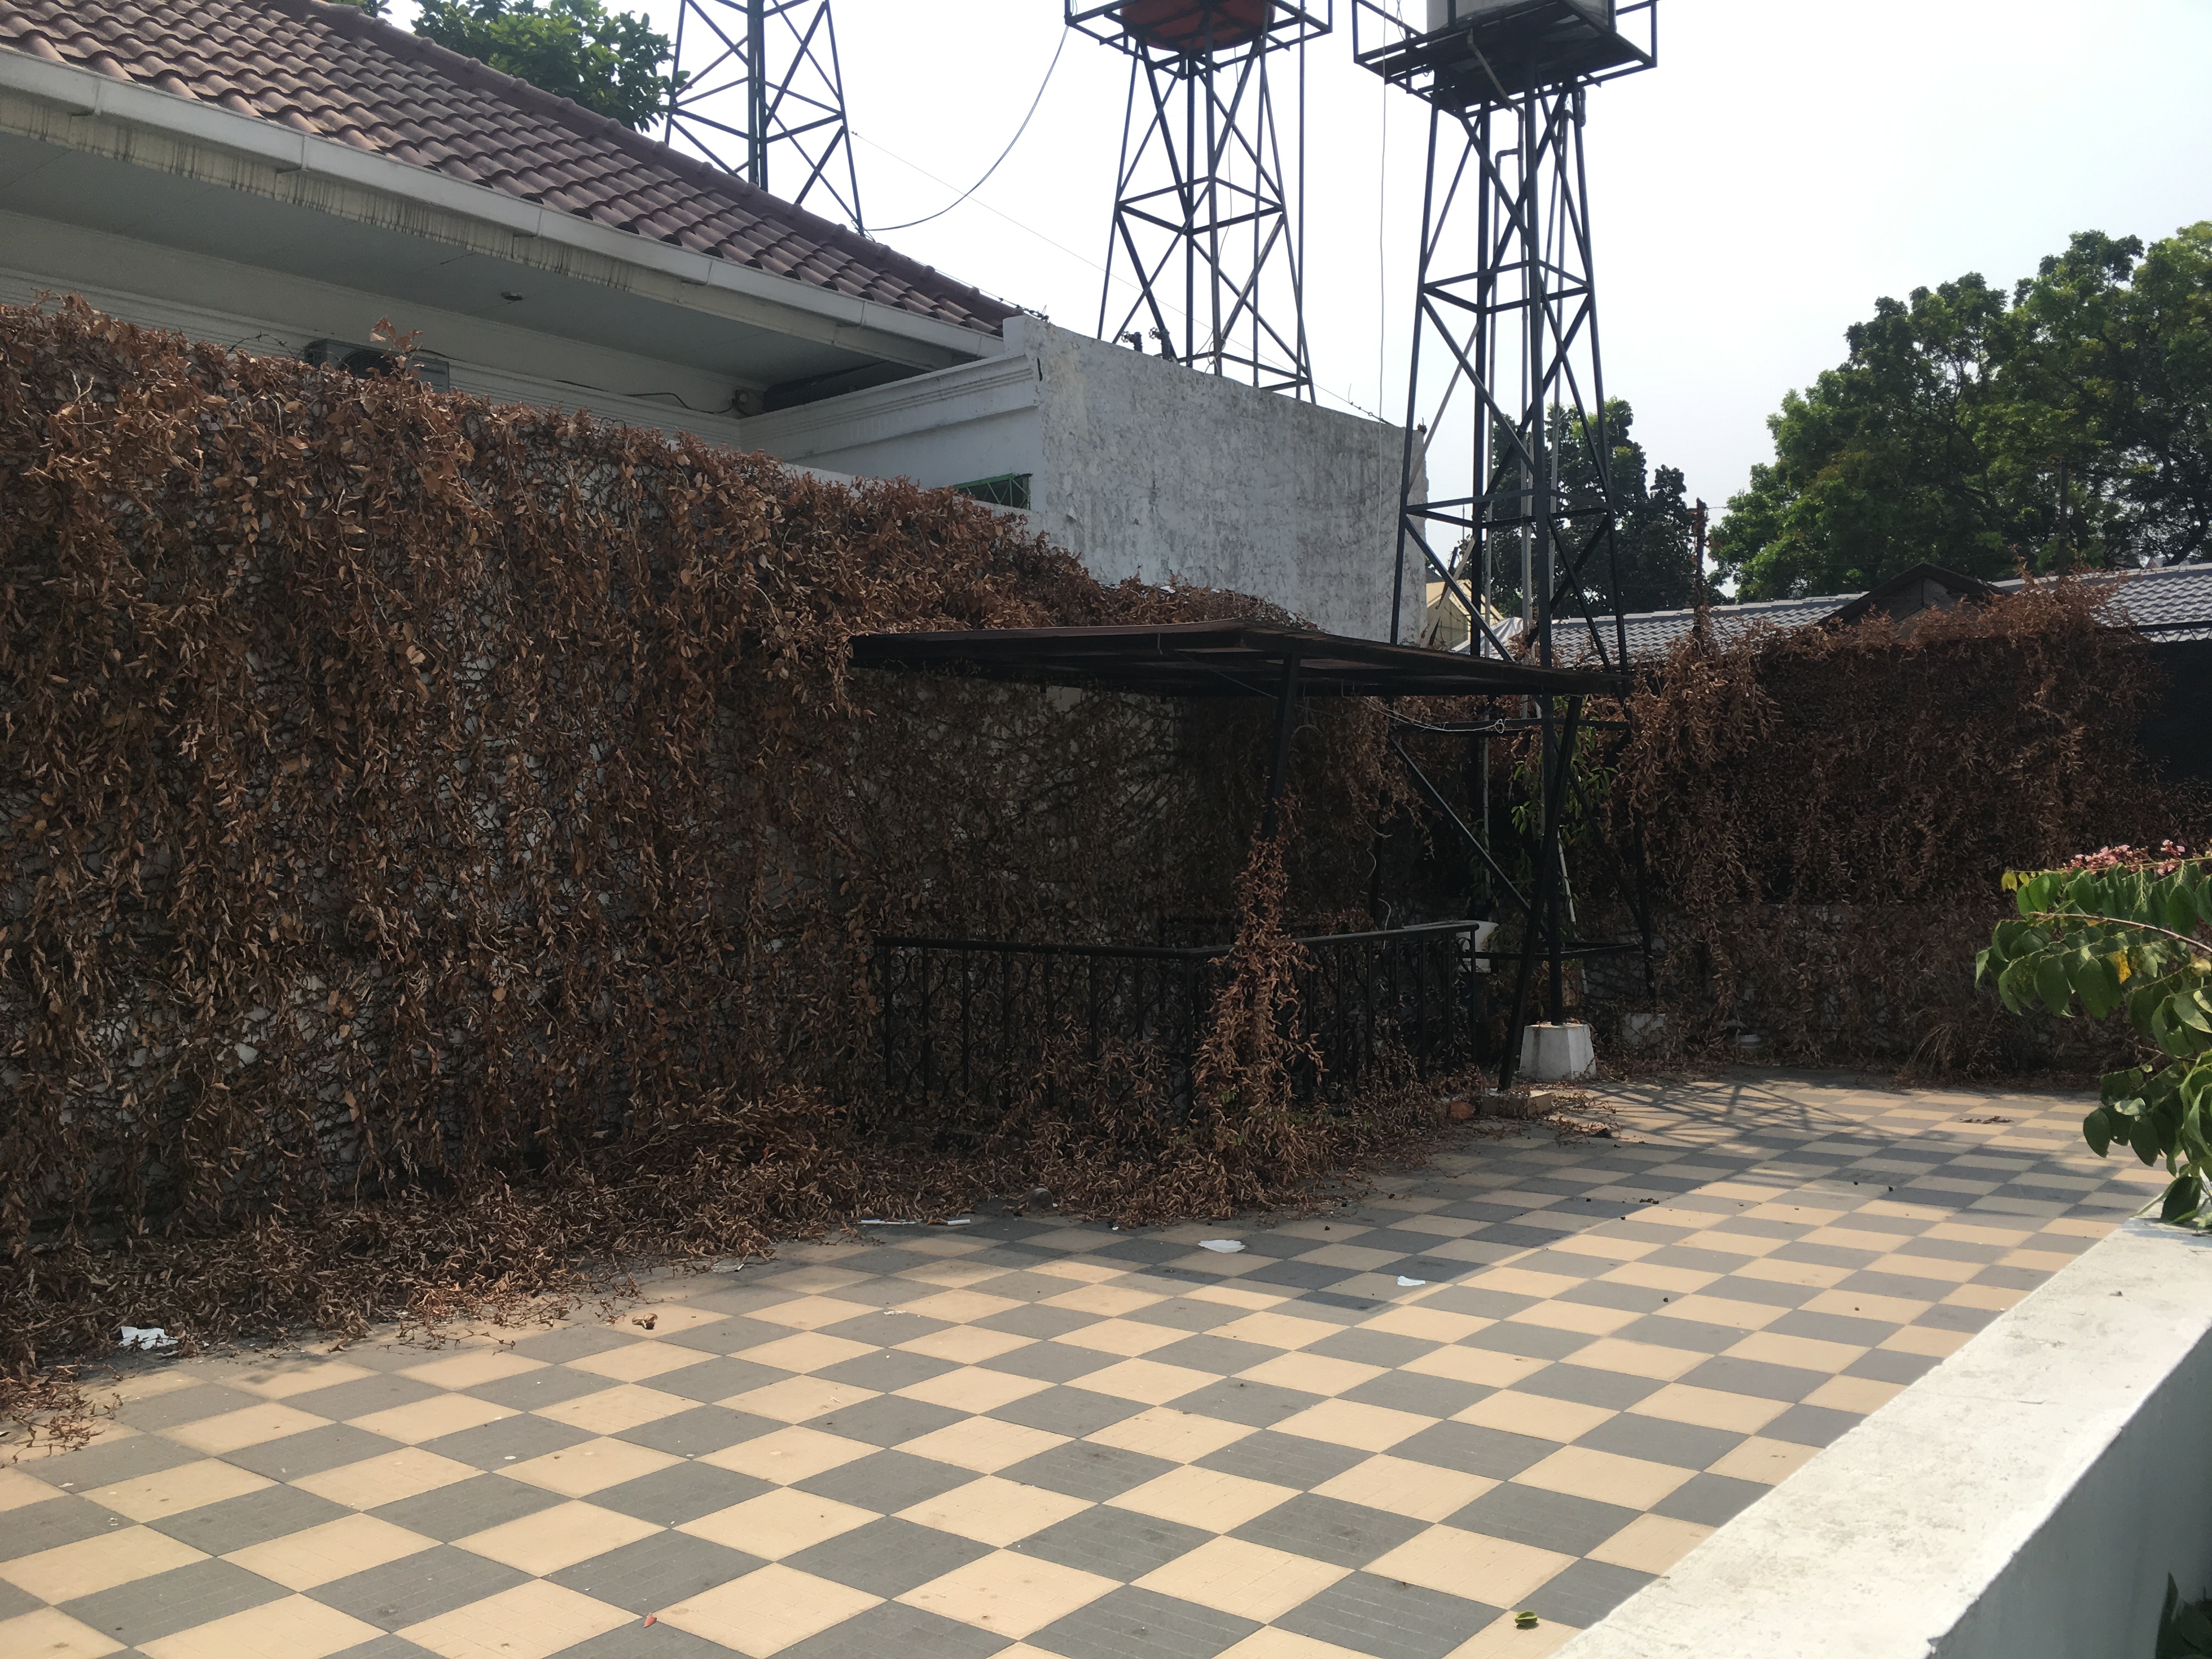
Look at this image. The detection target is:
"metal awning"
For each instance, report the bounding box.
[848,619,1627,699]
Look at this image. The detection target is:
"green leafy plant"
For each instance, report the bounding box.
[1977,843,2212,1224]
[414,0,685,131]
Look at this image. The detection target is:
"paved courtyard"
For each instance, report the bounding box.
[0,1075,2160,1659]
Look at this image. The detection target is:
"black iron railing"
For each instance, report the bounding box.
[875,920,1502,1122]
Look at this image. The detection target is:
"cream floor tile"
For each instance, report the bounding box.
[1359,1306,1492,1344]
[1368,1525,1573,1605]
[898,1549,1116,1640]
[740,1333,881,1376]
[228,1361,376,1402]
[1061,1357,1216,1406]
[1313,1453,1496,1522]
[1588,1512,1713,1574]
[398,1351,545,1391]
[1040,1283,1166,1317]
[1943,1282,2027,1312]
[503,1437,681,1497]
[663,1563,881,1657]
[1052,1319,1186,1358]
[0,1606,124,1658]
[625,1304,728,1337]
[1803,1289,1931,1324]
[567,1341,713,1383]
[1183,1283,1289,1312]
[681,1487,875,1559]
[1136,1534,1350,1621]
[1086,1407,1255,1464]
[1882,1325,1972,1358]
[140,1593,383,1659]
[1627,1384,1787,1434]
[898,1263,1018,1293]
[1403,1347,1549,1390]
[894,1325,1036,1365]
[1216,1625,1378,1659]
[1465,1268,1584,1299]
[750,1295,882,1331]
[1508,1300,1639,1338]
[1725,1331,1867,1374]
[1238,1353,1386,1398]
[83,1458,272,1521]
[895,1365,1050,1414]
[532,1383,696,1435]
[726,1376,881,1425]
[1109,1466,1295,1532]
[294,1446,481,1509]
[1866,1254,1981,1284]
[1707,1436,1821,1485]
[457,1499,660,1575]
[1297,1244,1406,1271]
[1543,1234,1658,1264]
[897,1416,1068,1474]
[898,1476,1091,1547]
[348,1393,515,1446]
[224,1513,433,1589]
[1513,1446,1692,1509]
[1274,1397,1435,1453]
[702,1425,873,1484]
[1803,1375,1905,1415]
[1730,1255,1852,1290]
[1599,1262,1722,1295]
[1657,1295,1785,1331]
[401,1579,631,1659]
[894,1290,1023,1325]
[0,1467,63,1510]
[0,1527,206,1602]
[1564,1338,1705,1382]
[1207,1312,1342,1351]
[1445,1612,1581,1657]
[162,1402,329,1455]
[1031,1259,1128,1283]
[1454,1391,1614,1443]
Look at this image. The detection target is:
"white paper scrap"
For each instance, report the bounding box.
[119,1326,178,1351]
[1198,1239,1246,1253]
[1397,1276,1429,1287]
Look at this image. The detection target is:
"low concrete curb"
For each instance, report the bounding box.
[1556,1217,2212,1659]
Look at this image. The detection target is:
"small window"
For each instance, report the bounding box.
[951,473,1032,510]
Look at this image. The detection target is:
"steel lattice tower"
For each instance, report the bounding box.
[1070,3,1331,399]
[662,0,864,230]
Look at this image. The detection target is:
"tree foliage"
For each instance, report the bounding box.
[1719,224,2212,598]
[1977,845,2212,1225]
[413,0,684,132]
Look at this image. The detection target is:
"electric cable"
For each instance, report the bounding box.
[867,29,1068,232]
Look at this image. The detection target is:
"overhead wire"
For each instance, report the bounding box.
[865,29,1069,232]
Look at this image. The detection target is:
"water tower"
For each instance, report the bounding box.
[662,1,864,232]
[1069,2,1333,398]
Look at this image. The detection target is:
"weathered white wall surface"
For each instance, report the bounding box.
[1559,1217,2212,1659]
[741,317,1422,641]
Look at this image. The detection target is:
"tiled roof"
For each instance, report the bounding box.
[1997,563,2212,642]
[0,0,1019,336]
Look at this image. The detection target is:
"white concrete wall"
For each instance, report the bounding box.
[1559,1217,2212,1659]
[741,316,1423,641]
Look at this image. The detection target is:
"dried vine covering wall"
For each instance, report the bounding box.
[1603,586,2204,1070]
[0,301,1431,1369]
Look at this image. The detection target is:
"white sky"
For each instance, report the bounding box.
[390,0,2212,517]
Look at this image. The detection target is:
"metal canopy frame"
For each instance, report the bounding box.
[853,620,1634,1087]
[1353,0,1660,1084]
[663,0,865,230]
[1071,3,1331,399]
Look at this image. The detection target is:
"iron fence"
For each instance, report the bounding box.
[874,920,1499,1126]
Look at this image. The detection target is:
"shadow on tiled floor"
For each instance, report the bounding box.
[0,1074,2155,1659]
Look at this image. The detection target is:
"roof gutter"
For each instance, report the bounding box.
[0,50,996,374]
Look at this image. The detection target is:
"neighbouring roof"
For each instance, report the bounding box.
[0,0,1018,335]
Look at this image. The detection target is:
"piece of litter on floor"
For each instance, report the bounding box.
[119,1325,177,1351]
[643,1613,658,1627]
[1198,1239,1245,1253]
[1397,1276,1428,1287]
[1515,1611,1541,1629]
[946,1218,972,1226]
[857,1218,919,1226]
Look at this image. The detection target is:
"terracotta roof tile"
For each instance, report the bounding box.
[0,0,1016,336]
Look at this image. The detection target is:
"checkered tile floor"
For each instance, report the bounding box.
[1,1075,2160,1659]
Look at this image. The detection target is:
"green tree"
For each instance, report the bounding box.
[413,0,684,132]
[1717,224,2212,599]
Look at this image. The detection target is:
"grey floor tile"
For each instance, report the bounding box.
[1460,1323,1591,1362]
[464,1363,621,1412]
[1163,1376,1324,1431]
[651,1355,798,1404]
[0,1577,43,1621]
[656,1315,788,1355]
[63,1558,288,1646]
[1843,1347,1940,1386]
[309,1543,531,1631]
[1450,1485,1640,1556]
[1608,1314,1748,1355]
[549,1530,758,1613]
[420,1411,599,1470]
[1026,1583,1259,1659]
[1390,1419,1558,1481]
[1702,1275,1819,1310]
[786,1515,993,1598]
[1650,1471,1770,1527]
[977,1305,1106,1341]
[1575,1413,1742,1470]
[992,1386,1149,1440]
[1642,1246,1767,1276]
[807,1393,964,1449]
[16,1432,204,1493]
[112,1384,267,1432]
[1526,1556,1654,1627]
[370,1473,563,1542]
[555,1620,741,1659]
[1143,1334,1283,1375]
[776,1598,1011,1659]
[1194,1429,1369,1491]
[1302,1329,1442,1371]
[1676,1356,1827,1404]
[1240,1260,1361,1292]
[794,1448,975,1514]
[1837,1271,1962,1301]
[998,1442,1179,1502]
[596,1459,774,1526]
[505,1326,642,1364]
[1,1496,132,1559]
[1017,1506,1211,1582]
[1766,1308,1897,1348]
[148,1482,352,1554]
[1914,1302,1999,1335]
[1513,1364,1661,1412]
[1123,1299,1241,1336]
[978,1342,1116,1385]
[1229,1493,1426,1570]
[1758,1403,1865,1448]
[811,1347,960,1394]
[1768,1242,1881,1270]
[227,1424,408,1480]
[1273,1571,1499,1659]
[281,1374,443,1423]
[616,1405,781,1458]
[320,1635,444,1659]
[1339,1372,1488,1420]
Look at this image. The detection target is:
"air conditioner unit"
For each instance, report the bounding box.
[303,338,452,393]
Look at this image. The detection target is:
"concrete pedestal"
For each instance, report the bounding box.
[1520,1021,1596,1082]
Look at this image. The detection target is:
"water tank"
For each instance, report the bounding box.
[1427,0,1613,32]
[1115,0,1274,51]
